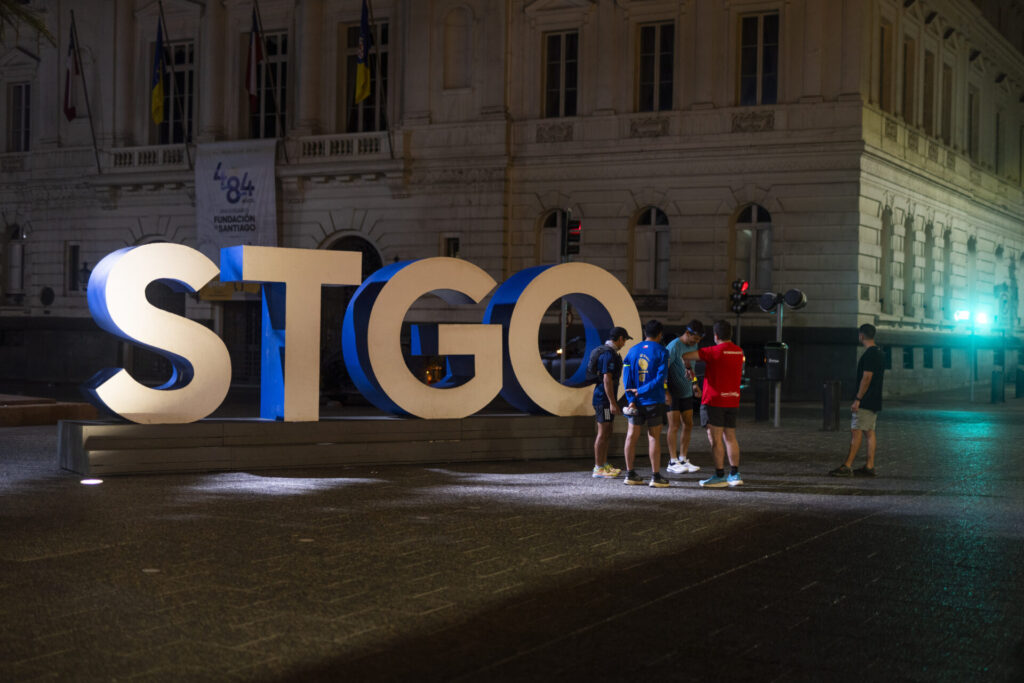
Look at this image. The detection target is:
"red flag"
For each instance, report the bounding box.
[63,23,79,121]
[244,8,263,111]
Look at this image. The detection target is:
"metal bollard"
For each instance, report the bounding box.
[754,379,770,422]
[822,380,841,431]
[991,370,1005,403]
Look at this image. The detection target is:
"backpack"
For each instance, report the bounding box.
[584,345,614,385]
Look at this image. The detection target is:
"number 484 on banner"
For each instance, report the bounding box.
[212,162,255,204]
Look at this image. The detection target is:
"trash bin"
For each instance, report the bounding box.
[764,342,788,382]
[991,370,1005,403]
[754,379,770,422]
[822,380,841,431]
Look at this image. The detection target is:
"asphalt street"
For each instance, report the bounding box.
[1,398,1022,682]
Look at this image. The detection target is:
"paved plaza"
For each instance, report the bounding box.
[2,398,1023,682]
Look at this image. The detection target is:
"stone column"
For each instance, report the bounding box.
[404,0,431,124]
[691,0,714,108]
[112,0,135,146]
[295,0,323,135]
[800,0,823,102]
[197,0,226,142]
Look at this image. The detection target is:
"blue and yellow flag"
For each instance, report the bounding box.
[354,0,372,103]
[150,19,165,124]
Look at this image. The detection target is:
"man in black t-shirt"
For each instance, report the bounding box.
[830,324,885,477]
[591,326,631,479]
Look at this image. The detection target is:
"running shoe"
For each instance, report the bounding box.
[853,466,876,477]
[699,474,728,488]
[666,461,685,474]
[680,460,701,473]
[649,473,671,488]
[829,465,853,477]
[727,472,744,487]
[592,464,619,478]
[623,471,645,485]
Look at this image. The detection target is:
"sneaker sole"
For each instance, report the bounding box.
[624,479,645,485]
[592,473,618,478]
[727,480,744,487]
[699,481,728,488]
[829,472,853,477]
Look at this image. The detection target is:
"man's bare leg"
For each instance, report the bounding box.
[666,410,681,461]
[594,421,613,468]
[680,410,694,461]
[623,422,640,472]
[842,429,864,468]
[723,427,740,468]
[707,425,726,470]
[865,430,876,469]
[647,425,663,473]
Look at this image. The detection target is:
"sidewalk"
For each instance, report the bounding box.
[1,398,1022,681]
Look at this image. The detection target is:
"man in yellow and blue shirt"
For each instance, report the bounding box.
[621,319,672,488]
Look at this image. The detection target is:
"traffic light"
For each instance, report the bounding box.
[561,219,582,257]
[730,279,750,314]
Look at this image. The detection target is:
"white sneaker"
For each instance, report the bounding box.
[666,461,685,474]
[680,460,701,473]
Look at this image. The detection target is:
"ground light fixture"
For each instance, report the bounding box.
[80,479,103,485]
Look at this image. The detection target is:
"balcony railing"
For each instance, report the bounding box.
[106,145,190,171]
[295,131,390,162]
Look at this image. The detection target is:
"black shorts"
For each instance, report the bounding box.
[594,403,615,423]
[669,394,695,413]
[700,404,737,429]
[628,403,666,427]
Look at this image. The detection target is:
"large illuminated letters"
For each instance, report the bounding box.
[85,243,231,423]
[221,245,361,421]
[483,263,641,416]
[83,245,645,424]
[343,258,503,418]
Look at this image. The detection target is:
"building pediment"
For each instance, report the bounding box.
[0,46,40,71]
[524,0,596,15]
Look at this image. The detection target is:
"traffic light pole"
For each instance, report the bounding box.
[774,305,783,427]
[559,210,569,384]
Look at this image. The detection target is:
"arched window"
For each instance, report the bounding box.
[902,215,916,317]
[321,235,384,398]
[734,204,772,291]
[443,8,472,89]
[880,207,894,315]
[923,223,936,319]
[941,229,952,320]
[967,235,978,316]
[634,207,670,293]
[540,209,567,264]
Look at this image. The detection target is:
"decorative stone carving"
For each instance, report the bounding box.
[946,152,955,169]
[884,119,898,140]
[731,110,774,133]
[536,122,574,143]
[629,118,669,138]
[928,144,939,162]
[907,133,918,152]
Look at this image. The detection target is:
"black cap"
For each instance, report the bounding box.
[608,326,633,341]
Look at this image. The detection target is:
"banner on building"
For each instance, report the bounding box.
[195,139,277,264]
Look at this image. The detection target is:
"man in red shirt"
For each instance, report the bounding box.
[683,320,744,488]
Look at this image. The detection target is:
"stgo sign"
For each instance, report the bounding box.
[85,244,641,424]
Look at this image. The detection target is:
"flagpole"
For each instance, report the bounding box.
[69,10,102,175]
[364,0,394,160]
[253,0,290,163]
[156,0,194,170]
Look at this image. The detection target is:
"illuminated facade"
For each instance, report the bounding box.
[1,0,1022,400]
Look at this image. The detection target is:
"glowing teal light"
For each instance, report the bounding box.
[954,310,970,321]
[975,311,990,325]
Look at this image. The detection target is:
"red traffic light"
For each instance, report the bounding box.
[741,280,749,294]
[731,279,749,293]
[567,220,582,235]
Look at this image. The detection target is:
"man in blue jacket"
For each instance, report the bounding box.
[621,319,672,488]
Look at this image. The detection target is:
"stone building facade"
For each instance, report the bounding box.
[1,0,1022,402]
